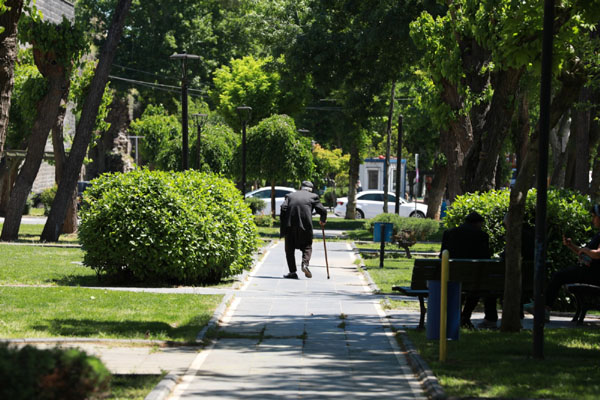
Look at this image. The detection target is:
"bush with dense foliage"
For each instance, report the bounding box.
[79,169,258,284]
[365,213,441,242]
[444,188,591,261]
[254,214,273,227]
[0,344,110,400]
[40,185,57,216]
[445,188,592,309]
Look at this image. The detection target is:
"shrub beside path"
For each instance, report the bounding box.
[168,240,426,399]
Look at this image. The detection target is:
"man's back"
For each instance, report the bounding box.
[441,223,491,259]
[280,190,327,233]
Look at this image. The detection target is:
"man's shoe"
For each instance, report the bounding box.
[476,319,498,330]
[283,272,298,279]
[301,265,312,278]
[461,320,475,330]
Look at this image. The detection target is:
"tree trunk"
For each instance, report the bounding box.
[41,0,133,242]
[501,64,586,332]
[549,113,570,186]
[270,181,276,219]
[0,71,69,241]
[345,142,360,219]
[588,99,600,202]
[464,68,524,192]
[0,0,24,159]
[574,87,592,194]
[425,155,448,220]
[0,156,19,216]
[51,104,77,234]
[439,78,472,201]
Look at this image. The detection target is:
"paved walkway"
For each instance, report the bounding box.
[168,240,426,399]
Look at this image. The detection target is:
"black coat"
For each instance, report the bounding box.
[440,223,491,259]
[279,190,327,238]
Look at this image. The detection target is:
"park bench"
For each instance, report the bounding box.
[392,258,534,329]
[566,284,600,325]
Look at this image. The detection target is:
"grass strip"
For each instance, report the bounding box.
[405,328,600,399]
[356,242,440,252]
[0,287,222,342]
[0,223,79,243]
[108,374,165,400]
[0,244,241,288]
[361,256,413,293]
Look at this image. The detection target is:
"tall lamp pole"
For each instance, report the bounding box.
[170,51,200,170]
[236,106,252,197]
[192,113,208,169]
[533,0,555,360]
[395,115,403,214]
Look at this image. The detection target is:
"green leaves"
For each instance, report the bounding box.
[79,169,258,285]
[211,55,282,131]
[243,114,314,185]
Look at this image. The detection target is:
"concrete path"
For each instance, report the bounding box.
[168,240,426,400]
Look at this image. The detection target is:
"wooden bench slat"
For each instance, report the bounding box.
[392,258,537,329]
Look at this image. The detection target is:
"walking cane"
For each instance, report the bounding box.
[321,225,330,279]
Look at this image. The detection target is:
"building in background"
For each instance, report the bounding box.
[358,157,407,198]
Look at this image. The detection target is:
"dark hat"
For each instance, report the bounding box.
[465,211,485,224]
[592,205,600,217]
[301,181,314,189]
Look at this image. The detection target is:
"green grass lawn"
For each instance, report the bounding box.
[0,244,95,286]
[0,223,79,243]
[405,328,600,399]
[361,256,413,293]
[109,374,165,400]
[356,242,440,253]
[0,286,222,342]
[0,244,242,288]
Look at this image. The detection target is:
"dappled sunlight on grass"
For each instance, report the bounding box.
[406,328,600,399]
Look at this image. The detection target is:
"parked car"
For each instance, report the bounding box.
[334,190,428,219]
[245,186,296,216]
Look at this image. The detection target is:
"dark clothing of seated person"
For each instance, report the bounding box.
[525,205,600,319]
[440,211,493,328]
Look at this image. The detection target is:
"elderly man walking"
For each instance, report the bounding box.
[280,181,327,279]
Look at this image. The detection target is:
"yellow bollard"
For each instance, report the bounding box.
[439,249,449,362]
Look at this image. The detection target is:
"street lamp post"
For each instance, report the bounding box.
[192,113,208,169]
[236,106,252,197]
[170,51,200,170]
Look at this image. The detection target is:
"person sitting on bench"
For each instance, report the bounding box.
[524,205,600,320]
[440,211,493,329]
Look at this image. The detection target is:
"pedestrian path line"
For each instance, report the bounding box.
[168,340,217,400]
[374,296,428,399]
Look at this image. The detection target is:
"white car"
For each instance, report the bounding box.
[334,190,428,219]
[245,186,296,216]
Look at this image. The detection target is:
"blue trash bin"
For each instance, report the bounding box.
[426,280,461,340]
[373,222,393,242]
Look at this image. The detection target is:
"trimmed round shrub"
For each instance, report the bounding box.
[0,344,110,400]
[79,169,258,284]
